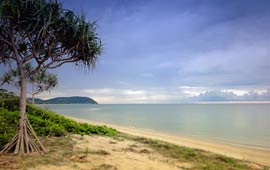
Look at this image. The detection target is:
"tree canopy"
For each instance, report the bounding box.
[0,0,102,70]
[0,0,102,154]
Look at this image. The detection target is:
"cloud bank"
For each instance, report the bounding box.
[3,1,270,104]
[37,87,270,104]
[191,90,270,102]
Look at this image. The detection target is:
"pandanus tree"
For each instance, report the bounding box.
[29,70,58,105]
[0,0,102,154]
[1,63,58,104]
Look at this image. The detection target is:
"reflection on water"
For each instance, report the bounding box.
[38,103,270,148]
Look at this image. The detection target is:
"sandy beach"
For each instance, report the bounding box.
[1,116,269,170]
[69,116,270,166]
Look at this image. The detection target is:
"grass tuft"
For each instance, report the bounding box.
[118,133,269,170]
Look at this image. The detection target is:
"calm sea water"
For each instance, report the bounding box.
[38,104,270,149]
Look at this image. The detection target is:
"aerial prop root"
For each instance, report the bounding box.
[0,117,47,154]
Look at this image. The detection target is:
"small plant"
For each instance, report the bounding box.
[0,101,118,149]
[90,149,110,155]
[119,133,254,170]
[85,147,90,157]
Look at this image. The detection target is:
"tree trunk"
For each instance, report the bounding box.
[0,67,47,154]
[15,73,27,154]
[19,73,27,126]
[32,82,35,105]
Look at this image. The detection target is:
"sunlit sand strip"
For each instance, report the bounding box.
[68,116,270,166]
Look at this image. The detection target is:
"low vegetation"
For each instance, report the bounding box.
[0,98,118,150]
[0,136,75,169]
[0,98,269,170]
[118,133,270,170]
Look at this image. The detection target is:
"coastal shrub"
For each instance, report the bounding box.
[27,114,66,137]
[0,98,20,111]
[26,105,118,136]
[0,89,16,99]
[0,101,118,149]
[0,108,18,148]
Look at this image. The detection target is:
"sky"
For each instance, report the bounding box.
[2,0,270,103]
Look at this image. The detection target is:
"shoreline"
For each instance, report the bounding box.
[68,116,270,166]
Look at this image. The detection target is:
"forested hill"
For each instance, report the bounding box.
[33,96,98,104]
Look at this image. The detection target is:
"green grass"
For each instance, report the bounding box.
[118,133,269,170]
[0,98,118,149]
[82,148,110,156]
[26,104,118,137]
[20,136,75,168]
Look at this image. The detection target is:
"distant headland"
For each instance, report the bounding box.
[31,96,98,104]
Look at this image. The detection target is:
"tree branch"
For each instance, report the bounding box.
[22,33,37,63]
[0,35,13,47]
[47,58,79,69]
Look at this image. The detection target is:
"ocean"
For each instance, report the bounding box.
[38,103,270,149]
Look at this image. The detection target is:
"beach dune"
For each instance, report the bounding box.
[70,116,270,166]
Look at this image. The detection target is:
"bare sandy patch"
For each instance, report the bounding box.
[70,117,270,166]
[26,135,191,170]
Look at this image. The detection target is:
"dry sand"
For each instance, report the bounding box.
[2,116,269,170]
[70,116,270,166]
[26,135,192,170]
